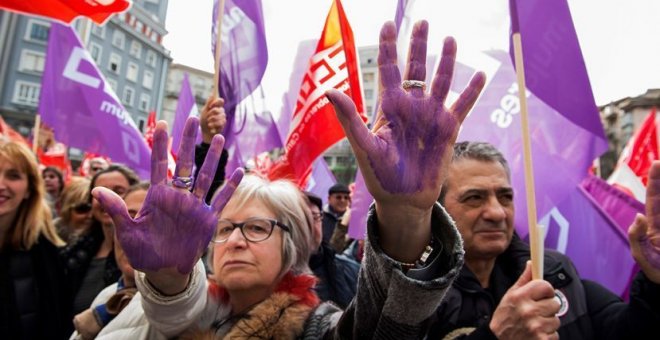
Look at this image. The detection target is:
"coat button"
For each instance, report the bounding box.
[558,273,566,280]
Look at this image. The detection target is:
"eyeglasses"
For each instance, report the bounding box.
[311,212,323,222]
[213,218,290,243]
[332,194,351,200]
[72,202,92,214]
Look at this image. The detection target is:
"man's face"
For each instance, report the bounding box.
[443,159,515,263]
[328,192,350,213]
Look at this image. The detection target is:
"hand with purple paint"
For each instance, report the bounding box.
[628,161,660,283]
[92,117,244,294]
[326,20,485,263]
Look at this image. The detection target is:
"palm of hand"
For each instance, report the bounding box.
[118,184,219,274]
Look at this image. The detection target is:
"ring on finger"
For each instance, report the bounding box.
[402,80,426,91]
[172,176,194,189]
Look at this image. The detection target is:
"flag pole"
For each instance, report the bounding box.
[511,32,544,280]
[210,0,226,135]
[32,114,41,154]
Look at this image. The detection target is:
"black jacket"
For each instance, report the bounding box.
[309,241,360,309]
[194,143,229,204]
[427,234,660,339]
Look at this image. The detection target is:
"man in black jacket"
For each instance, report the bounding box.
[428,141,660,339]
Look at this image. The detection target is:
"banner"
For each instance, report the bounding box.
[39,23,151,178]
[170,73,199,156]
[0,0,130,25]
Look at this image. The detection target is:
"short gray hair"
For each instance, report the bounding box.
[208,175,314,277]
[439,141,511,203]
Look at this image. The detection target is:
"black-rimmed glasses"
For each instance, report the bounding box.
[213,218,290,243]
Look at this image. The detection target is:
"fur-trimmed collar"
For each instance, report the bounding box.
[184,273,320,339]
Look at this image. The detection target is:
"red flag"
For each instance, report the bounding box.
[268,0,367,187]
[143,111,176,179]
[0,0,131,25]
[0,115,30,146]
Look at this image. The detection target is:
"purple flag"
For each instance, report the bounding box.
[170,73,199,156]
[305,159,337,208]
[39,23,150,178]
[508,0,607,144]
[348,169,372,240]
[394,0,408,31]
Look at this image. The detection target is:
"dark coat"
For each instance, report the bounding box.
[309,241,360,309]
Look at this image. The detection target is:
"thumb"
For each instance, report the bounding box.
[91,187,131,233]
[512,261,533,289]
[629,213,649,245]
[326,89,376,155]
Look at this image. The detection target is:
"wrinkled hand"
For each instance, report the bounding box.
[73,308,101,340]
[92,117,243,277]
[490,262,561,340]
[326,21,485,210]
[628,161,660,281]
[201,95,227,143]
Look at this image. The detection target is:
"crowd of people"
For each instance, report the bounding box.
[0,19,659,339]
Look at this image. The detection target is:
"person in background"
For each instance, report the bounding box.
[43,165,65,215]
[54,177,93,244]
[427,141,660,339]
[71,182,150,340]
[322,183,351,243]
[0,141,71,339]
[304,191,359,309]
[195,94,229,204]
[61,164,139,315]
[87,158,110,179]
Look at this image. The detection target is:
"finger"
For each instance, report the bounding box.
[629,213,648,244]
[525,280,556,301]
[512,261,533,289]
[378,21,402,93]
[430,37,457,105]
[174,117,200,182]
[449,71,487,123]
[537,297,562,317]
[150,121,169,186]
[403,20,429,97]
[646,161,660,222]
[326,89,377,156]
[91,187,132,235]
[211,168,244,212]
[193,134,225,200]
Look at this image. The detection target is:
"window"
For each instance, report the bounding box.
[25,20,50,43]
[91,25,105,38]
[126,62,139,82]
[150,31,159,43]
[108,53,121,74]
[118,12,127,22]
[142,70,154,89]
[122,87,135,106]
[139,93,151,112]
[364,89,374,100]
[138,117,146,132]
[112,30,125,49]
[107,78,118,93]
[135,20,144,33]
[89,42,102,63]
[18,50,45,73]
[129,40,142,58]
[12,81,41,106]
[145,50,157,67]
[363,72,375,82]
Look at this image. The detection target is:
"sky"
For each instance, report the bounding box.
[162,0,660,107]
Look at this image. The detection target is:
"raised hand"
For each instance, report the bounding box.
[628,161,660,282]
[201,95,227,143]
[327,21,485,210]
[490,262,561,339]
[92,117,243,278]
[326,20,485,262]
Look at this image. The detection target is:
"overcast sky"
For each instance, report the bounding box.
[162,0,660,106]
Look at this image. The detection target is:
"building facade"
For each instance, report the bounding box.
[161,63,214,129]
[0,0,171,143]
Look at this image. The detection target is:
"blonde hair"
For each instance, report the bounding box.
[57,176,91,225]
[0,141,64,249]
[210,175,314,276]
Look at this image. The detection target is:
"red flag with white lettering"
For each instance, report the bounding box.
[0,0,131,25]
[143,111,176,179]
[268,0,366,187]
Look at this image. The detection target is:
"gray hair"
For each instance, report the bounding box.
[208,175,314,277]
[439,141,511,203]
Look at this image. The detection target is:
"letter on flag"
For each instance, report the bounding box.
[170,73,199,156]
[39,23,151,178]
[268,0,367,186]
[0,0,131,25]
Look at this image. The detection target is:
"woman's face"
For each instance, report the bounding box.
[69,201,92,230]
[91,171,130,226]
[214,199,284,295]
[0,159,29,222]
[42,170,61,195]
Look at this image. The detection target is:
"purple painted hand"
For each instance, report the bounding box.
[92,117,243,276]
[326,21,485,210]
[629,161,660,280]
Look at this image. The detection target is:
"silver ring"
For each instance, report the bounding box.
[172,176,194,189]
[401,80,426,90]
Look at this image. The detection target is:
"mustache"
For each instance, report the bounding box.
[473,222,509,233]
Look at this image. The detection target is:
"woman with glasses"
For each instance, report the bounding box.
[0,141,71,339]
[61,164,140,315]
[54,177,92,244]
[93,20,485,338]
